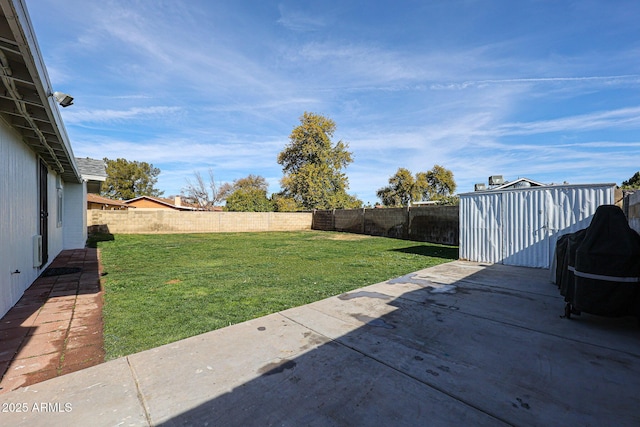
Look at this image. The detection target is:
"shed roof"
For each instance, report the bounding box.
[460,182,617,197]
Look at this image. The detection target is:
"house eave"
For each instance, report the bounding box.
[0,0,81,183]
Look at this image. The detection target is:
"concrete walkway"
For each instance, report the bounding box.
[0,249,104,394]
[0,260,639,426]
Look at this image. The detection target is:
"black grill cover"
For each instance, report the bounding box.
[572,205,640,317]
[556,229,587,303]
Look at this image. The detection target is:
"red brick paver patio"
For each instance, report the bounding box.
[0,248,104,394]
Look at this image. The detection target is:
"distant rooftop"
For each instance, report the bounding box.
[474,176,546,192]
[75,157,107,181]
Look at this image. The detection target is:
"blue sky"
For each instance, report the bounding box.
[27,0,640,205]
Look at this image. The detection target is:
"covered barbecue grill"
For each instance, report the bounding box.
[555,205,640,319]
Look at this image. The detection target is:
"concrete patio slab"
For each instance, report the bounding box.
[0,260,638,426]
[0,358,147,427]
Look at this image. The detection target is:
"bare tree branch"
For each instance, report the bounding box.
[182,168,225,210]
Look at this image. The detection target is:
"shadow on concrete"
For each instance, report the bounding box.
[0,248,103,393]
[150,262,640,426]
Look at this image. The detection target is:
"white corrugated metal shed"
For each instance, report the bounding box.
[459,183,616,269]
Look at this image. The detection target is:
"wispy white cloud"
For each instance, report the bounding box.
[277,5,326,32]
[496,106,640,136]
[430,75,640,90]
[62,106,182,124]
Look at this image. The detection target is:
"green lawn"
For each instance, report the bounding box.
[94,231,457,359]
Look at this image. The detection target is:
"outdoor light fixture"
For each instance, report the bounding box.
[51,91,74,107]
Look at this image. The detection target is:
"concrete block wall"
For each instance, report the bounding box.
[312,206,459,245]
[87,210,312,234]
[364,208,408,238]
[335,209,366,233]
[408,205,459,245]
[312,210,334,231]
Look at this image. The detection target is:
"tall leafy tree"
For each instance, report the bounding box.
[621,171,640,189]
[377,165,456,207]
[425,164,457,200]
[225,174,273,212]
[272,193,302,212]
[277,112,362,210]
[102,158,163,200]
[377,168,428,207]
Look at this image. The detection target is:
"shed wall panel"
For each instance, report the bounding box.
[502,189,548,268]
[460,185,615,269]
[459,192,502,263]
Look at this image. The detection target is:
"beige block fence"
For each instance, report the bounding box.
[88,210,313,234]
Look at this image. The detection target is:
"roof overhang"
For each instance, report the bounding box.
[0,0,81,183]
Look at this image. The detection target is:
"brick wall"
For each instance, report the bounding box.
[87,210,313,234]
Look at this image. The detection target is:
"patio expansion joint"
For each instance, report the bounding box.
[278,308,513,426]
[126,356,152,426]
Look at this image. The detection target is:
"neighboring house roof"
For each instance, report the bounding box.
[125,196,197,211]
[474,177,547,192]
[75,157,107,182]
[491,177,546,190]
[0,0,81,183]
[87,193,130,208]
[76,157,107,193]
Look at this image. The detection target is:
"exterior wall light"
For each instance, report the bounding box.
[51,91,74,107]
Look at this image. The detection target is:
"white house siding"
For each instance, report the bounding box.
[0,1,87,319]
[63,181,87,249]
[47,167,64,262]
[0,118,82,318]
[1,121,40,318]
[460,184,615,269]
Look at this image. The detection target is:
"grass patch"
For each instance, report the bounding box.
[97,231,457,359]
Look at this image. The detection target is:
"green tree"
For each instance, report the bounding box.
[425,164,457,201]
[102,158,163,200]
[377,165,456,207]
[225,174,273,212]
[621,171,640,189]
[376,168,427,207]
[271,194,302,212]
[277,112,362,210]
